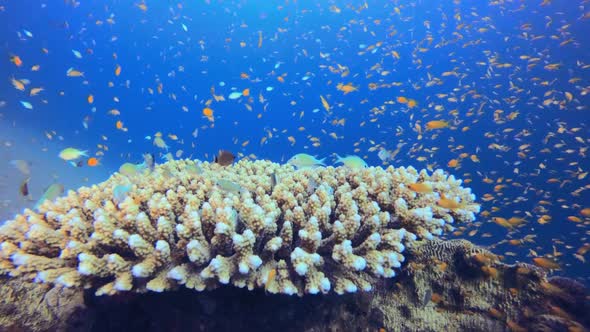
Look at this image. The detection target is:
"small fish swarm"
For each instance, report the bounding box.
[0,159,479,295]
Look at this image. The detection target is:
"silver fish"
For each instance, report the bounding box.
[216,179,246,194]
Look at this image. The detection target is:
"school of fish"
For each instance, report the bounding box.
[1,0,589,290]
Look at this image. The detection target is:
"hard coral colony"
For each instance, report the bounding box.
[0,159,478,296]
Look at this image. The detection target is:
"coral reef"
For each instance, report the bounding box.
[1,239,587,332]
[0,277,89,331]
[0,159,479,296]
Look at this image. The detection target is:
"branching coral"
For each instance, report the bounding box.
[0,159,479,296]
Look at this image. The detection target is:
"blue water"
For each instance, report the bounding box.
[1,0,589,283]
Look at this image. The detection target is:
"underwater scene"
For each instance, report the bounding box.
[0,0,589,331]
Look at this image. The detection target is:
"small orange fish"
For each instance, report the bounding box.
[532,257,560,270]
[473,253,495,265]
[437,193,464,210]
[10,55,23,67]
[481,266,499,278]
[492,217,512,228]
[407,99,417,108]
[425,120,449,130]
[115,65,121,76]
[488,308,504,320]
[87,94,94,104]
[11,78,25,91]
[87,157,100,167]
[447,159,459,168]
[336,83,358,94]
[203,107,214,121]
[507,217,525,226]
[29,87,44,96]
[242,88,250,97]
[265,268,277,291]
[430,292,443,303]
[408,183,433,193]
[67,68,84,77]
[116,120,124,130]
[397,96,408,104]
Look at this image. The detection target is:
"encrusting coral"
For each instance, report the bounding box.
[0,159,479,296]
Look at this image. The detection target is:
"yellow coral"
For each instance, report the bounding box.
[0,159,479,296]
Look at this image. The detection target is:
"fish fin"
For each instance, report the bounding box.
[319,157,327,165]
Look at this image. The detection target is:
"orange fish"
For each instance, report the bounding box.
[437,193,464,210]
[11,78,25,91]
[408,183,433,193]
[407,99,417,108]
[481,266,499,278]
[425,120,449,130]
[203,107,214,121]
[10,55,22,67]
[29,87,44,96]
[242,88,250,97]
[87,157,100,167]
[67,68,84,77]
[447,159,459,168]
[115,65,121,76]
[87,94,94,104]
[492,217,512,228]
[265,268,277,292]
[532,257,560,270]
[396,96,408,104]
[116,120,124,130]
[336,83,358,94]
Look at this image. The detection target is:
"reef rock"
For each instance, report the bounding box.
[0,238,587,332]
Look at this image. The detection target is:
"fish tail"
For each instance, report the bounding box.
[334,154,343,164]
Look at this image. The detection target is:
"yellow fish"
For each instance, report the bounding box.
[320,95,330,112]
[287,153,325,169]
[335,154,368,169]
[59,148,88,161]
